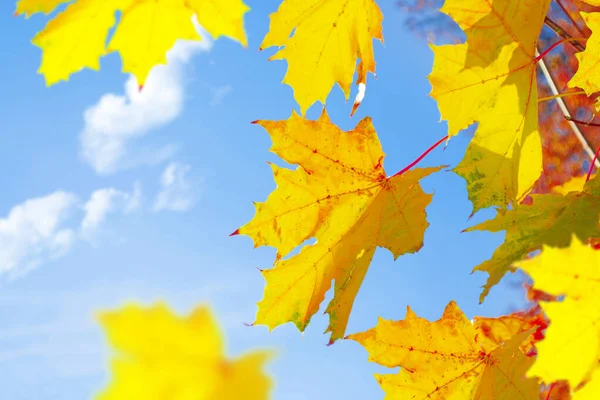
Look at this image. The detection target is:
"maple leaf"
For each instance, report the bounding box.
[574,369,600,400]
[429,0,548,212]
[570,9,600,104]
[15,0,72,16]
[260,0,383,115]
[551,175,592,195]
[514,238,600,393]
[96,303,272,400]
[234,110,442,342]
[347,301,540,399]
[466,174,600,302]
[474,311,546,354]
[17,0,249,86]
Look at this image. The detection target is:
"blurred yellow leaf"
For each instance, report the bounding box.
[348,301,539,399]
[97,303,272,400]
[574,369,600,400]
[17,0,249,86]
[15,0,72,16]
[515,238,600,392]
[236,110,441,342]
[570,11,600,106]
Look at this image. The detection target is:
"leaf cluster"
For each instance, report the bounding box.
[15,0,600,398]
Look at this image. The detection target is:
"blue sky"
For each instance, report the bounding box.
[0,1,531,399]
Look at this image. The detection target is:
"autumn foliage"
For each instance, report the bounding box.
[15,0,600,398]
[97,304,272,399]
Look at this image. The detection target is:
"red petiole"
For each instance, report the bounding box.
[545,382,556,400]
[587,146,600,182]
[391,135,448,178]
[535,37,587,62]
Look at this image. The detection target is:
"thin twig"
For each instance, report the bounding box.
[538,90,585,103]
[556,0,586,38]
[536,37,586,61]
[536,48,600,168]
[544,16,586,52]
[565,116,600,127]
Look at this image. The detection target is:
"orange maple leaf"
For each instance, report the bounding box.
[348,301,540,399]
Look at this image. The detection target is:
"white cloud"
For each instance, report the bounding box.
[0,176,196,276]
[0,192,78,277]
[153,162,197,212]
[210,84,233,106]
[0,184,143,277]
[80,22,213,175]
[81,182,142,234]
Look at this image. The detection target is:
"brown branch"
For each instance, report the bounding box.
[544,16,586,52]
[536,48,600,168]
[556,0,586,38]
[565,116,600,128]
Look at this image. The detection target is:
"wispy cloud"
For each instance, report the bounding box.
[210,84,233,106]
[0,191,78,277]
[0,166,202,276]
[79,23,213,175]
[81,183,141,235]
[153,162,197,212]
[0,184,140,277]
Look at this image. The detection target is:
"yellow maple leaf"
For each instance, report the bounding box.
[15,0,72,16]
[260,0,383,115]
[17,0,249,86]
[189,0,248,47]
[574,369,600,400]
[348,301,540,399]
[570,10,600,102]
[551,175,592,195]
[466,174,600,302]
[473,312,544,353]
[234,110,441,342]
[514,238,600,392]
[96,303,272,400]
[429,0,548,212]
